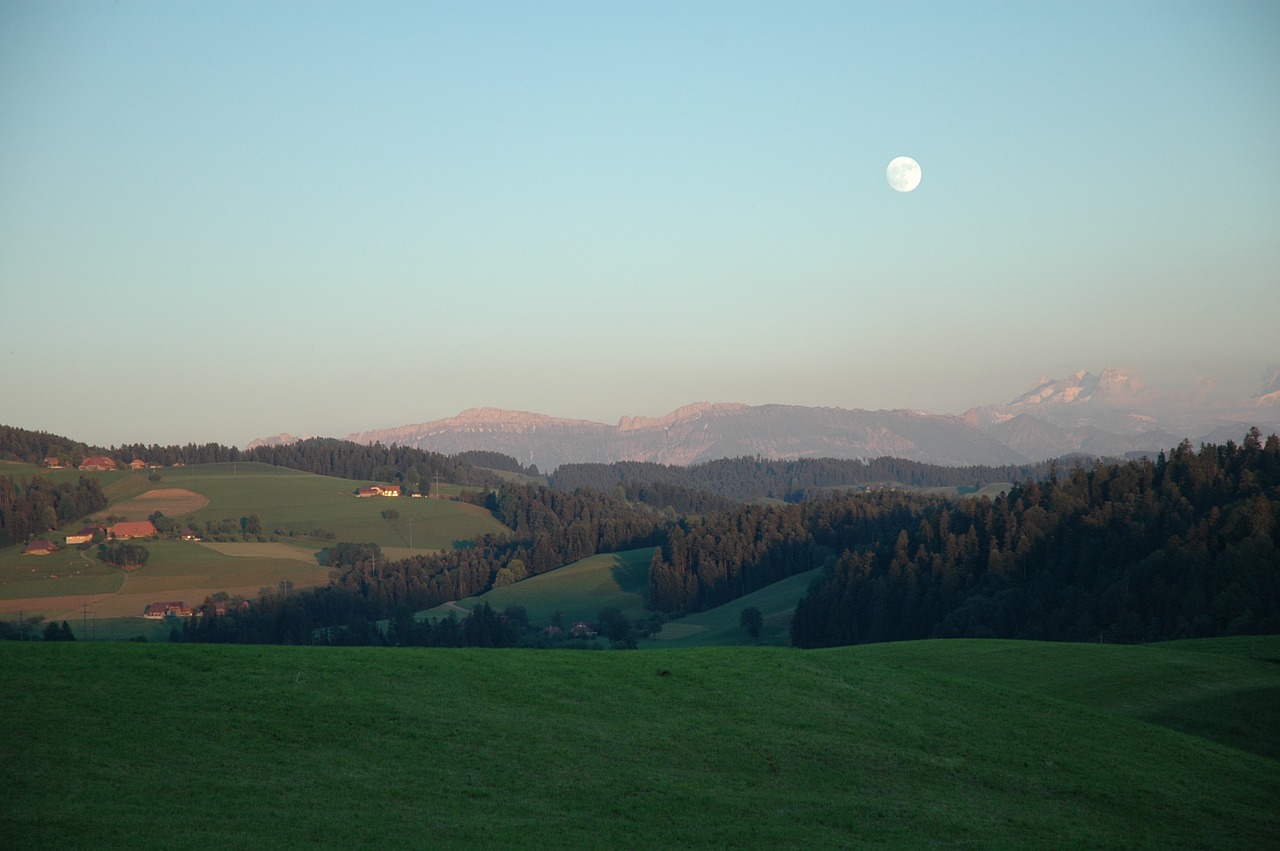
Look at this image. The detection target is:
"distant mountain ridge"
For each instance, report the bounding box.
[249,367,1280,470]
[336,403,1026,471]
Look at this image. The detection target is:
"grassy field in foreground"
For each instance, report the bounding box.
[2,638,1277,849]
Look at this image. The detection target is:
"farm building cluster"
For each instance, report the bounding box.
[356,484,401,497]
[44,456,173,472]
[22,520,161,556]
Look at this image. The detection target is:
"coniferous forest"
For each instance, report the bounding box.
[790,431,1280,646]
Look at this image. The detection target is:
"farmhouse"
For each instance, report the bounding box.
[44,457,63,468]
[143,601,192,619]
[109,520,158,540]
[65,525,104,545]
[23,539,58,556]
[79,456,117,471]
[357,484,401,497]
[129,459,147,471]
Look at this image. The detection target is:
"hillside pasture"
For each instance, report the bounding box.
[424,547,655,625]
[653,567,821,646]
[2,639,1276,848]
[0,539,333,620]
[107,465,507,551]
[1,464,508,623]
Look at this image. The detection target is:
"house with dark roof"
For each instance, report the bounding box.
[23,539,58,556]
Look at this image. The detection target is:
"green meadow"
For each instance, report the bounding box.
[423,547,656,625]
[2,637,1276,848]
[0,463,508,625]
[652,567,822,646]
[426,547,819,647]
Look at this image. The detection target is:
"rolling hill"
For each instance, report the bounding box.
[0,462,508,627]
[3,637,1276,847]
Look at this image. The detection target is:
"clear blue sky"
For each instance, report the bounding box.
[2,1,1277,447]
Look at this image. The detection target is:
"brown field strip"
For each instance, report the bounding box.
[95,487,210,519]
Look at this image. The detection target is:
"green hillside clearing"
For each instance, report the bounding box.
[423,548,655,625]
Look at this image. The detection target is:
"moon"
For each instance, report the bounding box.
[886,156,922,192]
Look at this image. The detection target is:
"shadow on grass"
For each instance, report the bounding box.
[609,553,650,596]
[1143,684,1280,761]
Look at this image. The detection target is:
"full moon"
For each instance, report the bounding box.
[886,156,922,192]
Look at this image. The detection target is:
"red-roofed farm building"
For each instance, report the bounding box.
[109,521,158,540]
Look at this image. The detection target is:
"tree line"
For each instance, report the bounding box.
[0,474,108,547]
[0,425,526,494]
[550,455,1063,502]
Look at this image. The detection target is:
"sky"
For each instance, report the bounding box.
[2,1,1278,448]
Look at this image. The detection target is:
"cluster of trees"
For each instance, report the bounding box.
[97,542,150,569]
[791,431,1280,646]
[242,438,507,490]
[454,450,540,476]
[0,475,108,546]
[551,456,1059,502]
[0,616,75,641]
[648,503,830,613]
[170,592,653,650]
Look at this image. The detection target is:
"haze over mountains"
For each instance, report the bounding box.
[252,368,1280,471]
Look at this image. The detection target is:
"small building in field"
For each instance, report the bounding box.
[570,621,597,639]
[79,456,117,472]
[65,525,104,545]
[143,601,191,619]
[109,520,158,540]
[357,484,401,497]
[23,539,58,556]
[129,459,147,470]
[44,457,63,468]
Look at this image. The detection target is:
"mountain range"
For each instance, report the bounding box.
[251,367,1280,471]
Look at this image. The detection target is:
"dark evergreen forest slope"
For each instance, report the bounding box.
[790,431,1280,645]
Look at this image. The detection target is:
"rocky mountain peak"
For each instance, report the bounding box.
[616,402,746,432]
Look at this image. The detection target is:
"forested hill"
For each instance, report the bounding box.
[788,430,1280,646]
[551,456,1062,502]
